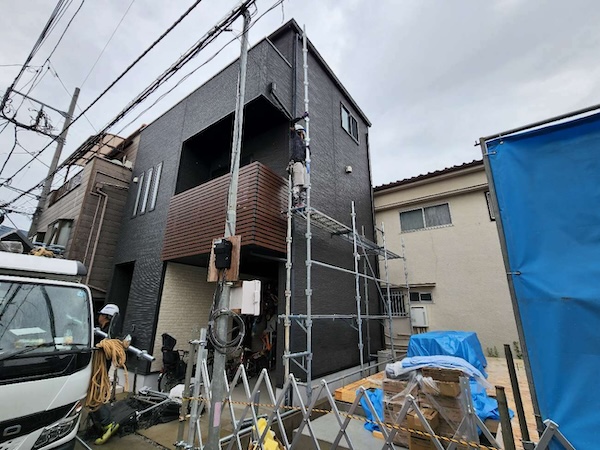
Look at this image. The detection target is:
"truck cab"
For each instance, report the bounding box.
[0,252,93,450]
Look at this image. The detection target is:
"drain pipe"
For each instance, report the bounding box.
[83,189,103,266]
[86,185,108,284]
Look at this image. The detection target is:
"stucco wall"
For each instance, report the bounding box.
[374,165,519,353]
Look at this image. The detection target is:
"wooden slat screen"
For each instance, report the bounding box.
[162,162,288,261]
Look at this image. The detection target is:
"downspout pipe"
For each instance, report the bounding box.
[86,186,108,284]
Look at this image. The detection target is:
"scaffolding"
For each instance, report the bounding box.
[281,28,411,402]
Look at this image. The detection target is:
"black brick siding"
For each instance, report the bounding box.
[109,28,383,376]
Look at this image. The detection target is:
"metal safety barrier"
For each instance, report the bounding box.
[178,360,507,450]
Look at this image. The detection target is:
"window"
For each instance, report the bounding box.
[409,291,433,303]
[341,104,359,142]
[132,172,144,217]
[400,203,451,232]
[149,162,163,211]
[46,219,73,248]
[485,191,496,221]
[140,167,153,214]
[386,289,408,317]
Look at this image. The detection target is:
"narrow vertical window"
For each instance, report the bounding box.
[132,172,144,217]
[149,162,163,211]
[140,167,153,214]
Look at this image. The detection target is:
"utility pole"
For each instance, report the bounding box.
[206,8,250,450]
[28,87,79,238]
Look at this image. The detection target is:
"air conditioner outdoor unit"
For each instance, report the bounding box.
[410,305,429,327]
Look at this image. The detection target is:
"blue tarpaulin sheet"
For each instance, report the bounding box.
[407,331,487,376]
[486,112,600,450]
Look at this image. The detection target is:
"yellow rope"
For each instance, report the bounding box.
[85,339,129,410]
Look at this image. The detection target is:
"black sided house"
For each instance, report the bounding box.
[108,20,386,386]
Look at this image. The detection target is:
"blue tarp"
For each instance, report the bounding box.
[359,388,384,432]
[486,112,600,450]
[407,331,487,376]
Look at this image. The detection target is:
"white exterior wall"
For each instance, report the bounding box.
[151,262,213,371]
[374,165,519,353]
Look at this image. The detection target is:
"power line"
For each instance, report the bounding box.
[116,0,285,135]
[80,0,136,89]
[43,0,86,63]
[48,61,97,132]
[1,0,283,209]
[0,126,19,178]
[0,0,208,198]
[0,0,70,111]
[0,64,43,68]
[0,0,83,141]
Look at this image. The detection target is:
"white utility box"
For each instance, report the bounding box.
[230,280,261,316]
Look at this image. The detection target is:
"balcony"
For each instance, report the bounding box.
[162,162,288,262]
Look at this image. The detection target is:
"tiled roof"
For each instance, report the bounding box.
[374,159,483,192]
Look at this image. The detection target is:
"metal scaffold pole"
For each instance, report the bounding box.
[206,7,250,449]
[362,227,372,361]
[351,202,365,373]
[301,25,313,402]
[401,236,413,333]
[284,179,293,384]
[381,222,396,358]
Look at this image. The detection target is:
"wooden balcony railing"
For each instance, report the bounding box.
[161,162,287,261]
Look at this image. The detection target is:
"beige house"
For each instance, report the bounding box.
[373,160,518,354]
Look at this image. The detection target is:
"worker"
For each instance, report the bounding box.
[91,304,120,445]
[289,113,309,208]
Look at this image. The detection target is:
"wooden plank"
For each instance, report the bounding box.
[334,371,385,403]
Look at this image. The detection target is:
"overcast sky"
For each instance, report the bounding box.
[2,0,600,230]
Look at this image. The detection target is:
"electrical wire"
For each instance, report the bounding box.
[48,61,97,132]
[0,127,20,179]
[0,0,208,196]
[115,0,285,137]
[1,0,70,110]
[207,271,246,353]
[1,0,284,208]
[2,0,84,128]
[43,0,86,63]
[80,0,136,89]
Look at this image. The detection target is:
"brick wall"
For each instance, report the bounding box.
[151,262,213,372]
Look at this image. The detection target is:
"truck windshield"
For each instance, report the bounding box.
[0,281,90,360]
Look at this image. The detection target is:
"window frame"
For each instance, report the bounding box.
[485,191,496,221]
[400,203,452,233]
[46,219,73,248]
[149,162,163,212]
[409,291,433,303]
[340,103,359,143]
[139,167,153,215]
[386,288,409,317]
[132,172,144,217]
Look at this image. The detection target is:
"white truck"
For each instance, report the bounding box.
[0,251,93,450]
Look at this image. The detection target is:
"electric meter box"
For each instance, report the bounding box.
[213,238,233,269]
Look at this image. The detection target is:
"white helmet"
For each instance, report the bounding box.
[99,304,120,317]
[294,123,306,133]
